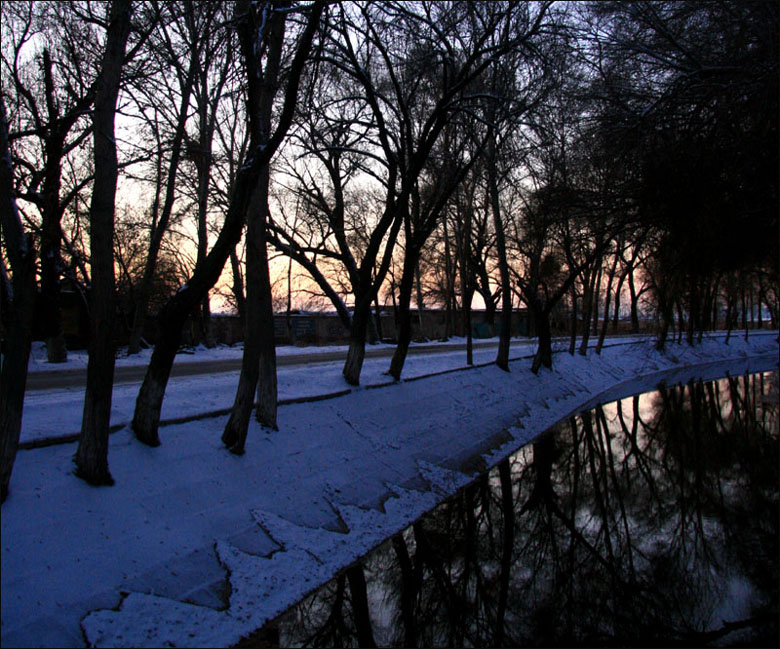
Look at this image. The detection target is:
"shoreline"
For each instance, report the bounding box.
[2,333,777,648]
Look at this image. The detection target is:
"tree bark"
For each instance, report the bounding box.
[391,533,418,648]
[40,50,68,363]
[388,240,418,380]
[578,264,598,355]
[488,144,512,371]
[222,170,276,451]
[596,246,620,354]
[457,194,474,364]
[229,246,246,320]
[531,302,553,374]
[75,0,132,485]
[346,563,377,648]
[628,266,640,333]
[443,215,455,338]
[342,210,404,385]
[495,458,514,646]
[132,0,324,446]
[343,293,371,386]
[222,1,287,451]
[568,285,578,355]
[0,98,37,503]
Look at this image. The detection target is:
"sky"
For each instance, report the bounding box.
[2,331,778,648]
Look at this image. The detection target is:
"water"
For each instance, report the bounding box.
[242,372,779,648]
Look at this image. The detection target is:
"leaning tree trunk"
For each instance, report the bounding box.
[222,1,287,451]
[388,241,418,380]
[222,183,266,451]
[0,98,37,503]
[132,155,269,447]
[342,211,404,386]
[222,170,278,452]
[131,0,323,446]
[75,0,132,485]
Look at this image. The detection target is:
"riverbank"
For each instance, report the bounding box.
[2,332,777,647]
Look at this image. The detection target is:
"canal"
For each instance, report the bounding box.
[239,371,778,647]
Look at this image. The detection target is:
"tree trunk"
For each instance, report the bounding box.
[342,209,404,385]
[443,215,455,338]
[0,236,35,503]
[132,315,183,446]
[488,147,512,371]
[254,223,277,430]
[346,563,377,648]
[222,1,288,450]
[578,265,598,356]
[655,287,672,351]
[495,458,514,646]
[591,266,602,337]
[131,0,323,445]
[415,259,425,339]
[0,98,37,503]
[343,296,370,386]
[388,242,418,380]
[568,285,578,355]
[75,0,132,485]
[373,293,384,342]
[230,246,246,320]
[222,169,278,452]
[464,284,474,366]
[457,190,474,364]
[40,51,68,364]
[612,268,627,333]
[531,303,553,374]
[628,267,640,333]
[392,534,417,648]
[285,256,294,343]
[676,300,684,343]
[596,249,620,354]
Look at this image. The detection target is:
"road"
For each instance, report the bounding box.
[25,339,505,391]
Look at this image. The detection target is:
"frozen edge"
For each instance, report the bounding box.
[79,335,778,648]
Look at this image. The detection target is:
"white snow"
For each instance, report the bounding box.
[3,332,778,648]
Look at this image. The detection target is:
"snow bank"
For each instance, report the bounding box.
[2,333,777,648]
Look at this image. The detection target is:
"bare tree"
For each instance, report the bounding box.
[125,0,201,355]
[1,2,102,362]
[221,0,304,452]
[131,0,324,447]
[74,0,134,485]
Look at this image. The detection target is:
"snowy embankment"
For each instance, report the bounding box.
[2,333,777,648]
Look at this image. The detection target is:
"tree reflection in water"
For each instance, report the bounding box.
[263,372,778,647]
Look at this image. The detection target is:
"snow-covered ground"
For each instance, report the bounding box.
[21,336,537,444]
[2,332,778,648]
